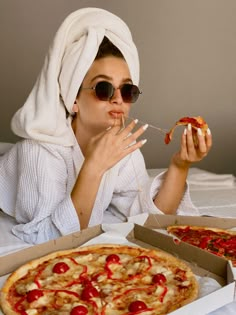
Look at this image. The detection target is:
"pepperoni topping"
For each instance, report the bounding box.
[81,286,99,301]
[26,289,44,303]
[199,236,211,249]
[106,254,120,263]
[70,305,88,315]
[53,262,70,274]
[152,273,167,285]
[128,300,147,312]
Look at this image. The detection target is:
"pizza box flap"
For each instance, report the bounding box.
[128,224,230,280]
[0,225,102,276]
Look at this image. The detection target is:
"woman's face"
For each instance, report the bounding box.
[75,56,133,134]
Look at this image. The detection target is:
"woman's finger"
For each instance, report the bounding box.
[122,123,148,148]
[186,123,195,154]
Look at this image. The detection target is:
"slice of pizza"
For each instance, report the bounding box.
[165,116,208,144]
[167,225,236,267]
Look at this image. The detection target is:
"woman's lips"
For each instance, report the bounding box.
[108,111,124,118]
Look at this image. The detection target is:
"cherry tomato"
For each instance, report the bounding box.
[106,254,120,263]
[70,305,88,315]
[152,273,167,285]
[128,300,147,312]
[81,286,99,301]
[27,289,44,303]
[52,262,70,274]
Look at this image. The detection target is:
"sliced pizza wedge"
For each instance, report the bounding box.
[165,116,208,144]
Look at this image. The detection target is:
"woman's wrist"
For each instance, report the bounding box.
[80,160,105,180]
[171,153,191,172]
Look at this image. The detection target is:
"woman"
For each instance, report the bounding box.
[0,8,212,244]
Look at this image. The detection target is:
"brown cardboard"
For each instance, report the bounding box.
[129,224,228,283]
[142,214,236,280]
[0,225,102,276]
[0,219,235,315]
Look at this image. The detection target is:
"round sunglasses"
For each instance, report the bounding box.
[81,81,142,103]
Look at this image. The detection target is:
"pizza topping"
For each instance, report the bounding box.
[105,254,121,279]
[168,225,236,267]
[70,305,88,315]
[81,285,99,301]
[199,236,211,249]
[106,254,120,263]
[152,273,167,285]
[52,262,70,274]
[128,300,147,312]
[26,289,44,303]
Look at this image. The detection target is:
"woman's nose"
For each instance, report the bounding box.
[110,88,123,104]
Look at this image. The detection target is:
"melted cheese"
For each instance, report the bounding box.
[25,310,38,315]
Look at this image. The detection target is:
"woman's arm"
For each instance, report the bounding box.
[10,141,80,244]
[71,119,147,228]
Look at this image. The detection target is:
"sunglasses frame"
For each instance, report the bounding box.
[81,81,142,103]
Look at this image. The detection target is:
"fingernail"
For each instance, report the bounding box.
[143,124,149,130]
[141,139,147,145]
[134,119,138,124]
[197,128,202,136]
[187,123,192,131]
[184,128,187,135]
[207,128,211,135]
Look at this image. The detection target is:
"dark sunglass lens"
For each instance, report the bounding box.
[121,84,140,103]
[95,82,114,101]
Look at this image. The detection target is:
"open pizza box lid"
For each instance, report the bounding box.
[0,220,235,315]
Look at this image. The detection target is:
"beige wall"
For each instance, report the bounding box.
[1,0,236,174]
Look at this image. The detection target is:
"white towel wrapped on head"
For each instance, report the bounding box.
[11,7,139,146]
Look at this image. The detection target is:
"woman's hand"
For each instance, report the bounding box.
[154,123,212,214]
[83,119,148,176]
[72,118,148,229]
[171,123,212,170]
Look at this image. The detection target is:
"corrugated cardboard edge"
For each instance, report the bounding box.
[0,225,102,276]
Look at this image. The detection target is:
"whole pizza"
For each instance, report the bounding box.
[0,244,198,315]
[167,225,236,267]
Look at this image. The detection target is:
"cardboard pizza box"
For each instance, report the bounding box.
[142,213,236,279]
[129,223,236,315]
[0,220,235,315]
